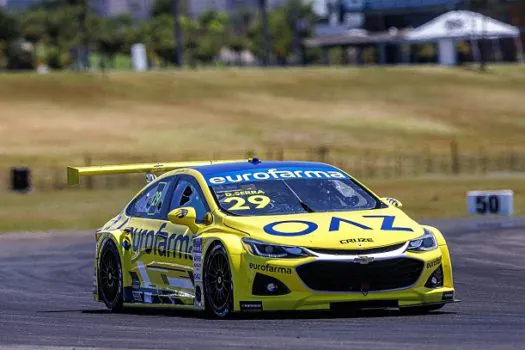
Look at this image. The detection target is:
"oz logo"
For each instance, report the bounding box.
[264,215,413,237]
[263,220,318,237]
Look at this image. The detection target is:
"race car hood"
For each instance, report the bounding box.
[223,208,424,249]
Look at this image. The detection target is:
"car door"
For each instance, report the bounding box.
[140,175,210,303]
[163,175,211,270]
[125,177,180,302]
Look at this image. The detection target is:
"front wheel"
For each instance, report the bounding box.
[98,240,123,312]
[203,243,233,318]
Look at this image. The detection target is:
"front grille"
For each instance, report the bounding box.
[296,258,424,292]
[308,242,406,256]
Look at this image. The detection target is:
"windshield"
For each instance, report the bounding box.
[211,178,381,216]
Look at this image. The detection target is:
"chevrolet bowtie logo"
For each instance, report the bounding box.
[354,256,374,265]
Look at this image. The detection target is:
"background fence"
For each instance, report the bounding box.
[7,141,525,192]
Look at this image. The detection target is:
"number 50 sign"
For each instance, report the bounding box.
[467,190,513,216]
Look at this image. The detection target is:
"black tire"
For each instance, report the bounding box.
[401,303,445,315]
[203,243,233,318]
[98,239,123,312]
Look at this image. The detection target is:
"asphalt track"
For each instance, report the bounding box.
[1,217,524,350]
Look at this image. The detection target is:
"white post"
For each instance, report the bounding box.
[438,39,457,66]
[131,43,148,72]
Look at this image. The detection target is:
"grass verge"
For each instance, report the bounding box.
[1,66,525,171]
[1,175,523,232]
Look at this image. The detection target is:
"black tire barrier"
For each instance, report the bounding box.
[10,167,31,192]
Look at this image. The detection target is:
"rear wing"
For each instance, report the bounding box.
[66,160,245,185]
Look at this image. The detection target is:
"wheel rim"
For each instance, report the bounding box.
[205,249,232,313]
[100,249,120,304]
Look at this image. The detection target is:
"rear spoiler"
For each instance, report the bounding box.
[67,160,246,185]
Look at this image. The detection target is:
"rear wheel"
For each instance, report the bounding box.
[203,243,233,318]
[98,240,123,312]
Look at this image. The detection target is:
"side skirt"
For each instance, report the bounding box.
[123,286,194,306]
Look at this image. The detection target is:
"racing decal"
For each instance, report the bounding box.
[340,238,374,244]
[329,217,372,231]
[166,276,193,289]
[192,237,204,308]
[263,215,413,236]
[129,223,192,260]
[103,212,130,231]
[132,291,143,302]
[207,167,348,185]
[130,272,141,289]
[215,186,272,212]
[147,182,168,216]
[103,212,123,230]
[240,301,263,312]
[136,261,154,288]
[124,286,189,305]
[223,189,266,197]
[264,220,318,237]
[426,257,442,269]
[249,263,292,275]
[362,215,413,232]
[223,195,271,211]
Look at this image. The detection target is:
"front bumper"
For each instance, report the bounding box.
[231,244,456,312]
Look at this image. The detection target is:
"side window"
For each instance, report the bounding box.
[128,179,172,219]
[169,176,209,222]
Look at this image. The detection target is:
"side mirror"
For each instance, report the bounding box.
[168,207,200,232]
[382,197,403,208]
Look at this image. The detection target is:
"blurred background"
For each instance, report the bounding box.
[1,0,525,231]
[1,0,525,69]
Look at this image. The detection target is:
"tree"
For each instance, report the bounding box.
[87,15,130,68]
[141,14,175,66]
[248,1,316,65]
[151,0,189,17]
[18,9,47,43]
[192,11,230,64]
[0,8,20,42]
[0,9,20,69]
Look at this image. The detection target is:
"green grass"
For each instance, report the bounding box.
[1,175,523,232]
[89,53,133,70]
[1,66,525,172]
[368,175,525,219]
[0,188,136,232]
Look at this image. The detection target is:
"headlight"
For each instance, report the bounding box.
[406,230,438,252]
[242,238,312,258]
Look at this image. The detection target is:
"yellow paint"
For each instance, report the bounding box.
[85,161,456,313]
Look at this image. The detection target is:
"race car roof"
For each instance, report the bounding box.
[191,160,339,177]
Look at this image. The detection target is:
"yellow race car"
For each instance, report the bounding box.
[67,158,457,317]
